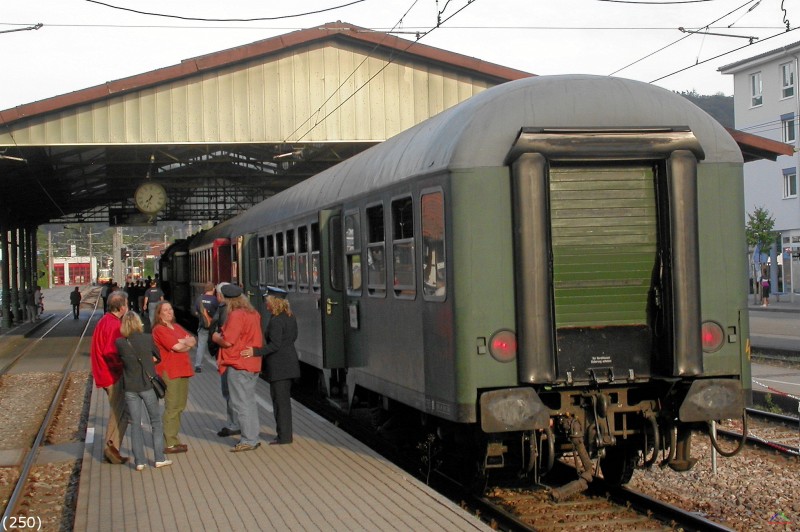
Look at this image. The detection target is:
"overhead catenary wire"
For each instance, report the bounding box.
[83,0,366,22]
[610,0,762,76]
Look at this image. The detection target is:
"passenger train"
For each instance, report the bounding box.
[161,75,750,492]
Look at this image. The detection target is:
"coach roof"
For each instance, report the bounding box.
[231,75,741,236]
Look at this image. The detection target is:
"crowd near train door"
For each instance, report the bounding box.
[319,209,346,368]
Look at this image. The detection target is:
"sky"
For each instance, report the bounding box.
[1,0,798,111]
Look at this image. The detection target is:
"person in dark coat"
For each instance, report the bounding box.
[243,286,300,445]
[70,287,82,319]
[116,312,172,470]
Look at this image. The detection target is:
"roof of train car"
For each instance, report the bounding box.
[225,75,743,237]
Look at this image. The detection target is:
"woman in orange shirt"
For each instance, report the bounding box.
[152,301,196,453]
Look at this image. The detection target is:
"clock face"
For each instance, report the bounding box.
[134,182,167,214]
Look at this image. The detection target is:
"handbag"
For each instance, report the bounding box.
[150,374,167,399]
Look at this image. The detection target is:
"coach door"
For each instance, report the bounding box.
[319,209,346,368]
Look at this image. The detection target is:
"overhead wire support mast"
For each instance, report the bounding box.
[678,26,759,44]
[0,23,43,35]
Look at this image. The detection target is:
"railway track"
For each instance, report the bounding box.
[717,408,800,457]
[0,290,101,526]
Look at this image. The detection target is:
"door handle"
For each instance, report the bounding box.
[326,298,338,315]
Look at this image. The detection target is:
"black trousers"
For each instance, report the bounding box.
[72,304,80,319]
[269,379,293,443]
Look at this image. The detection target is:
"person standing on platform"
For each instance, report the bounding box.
[191,283,218,373]
[212,284,263,452]
[209,283,238,437]
[70,287,82,319]
[143,280,164,327]
[152,301,196,454]
[116,312,172,471]
[100,281,111,313]
[243,286,300,445]
[89,291,130,464]
[24,288,37,323]
[33,286,43,319]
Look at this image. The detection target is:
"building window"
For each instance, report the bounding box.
[783,169,797,198]
[781,62,795,99]
[782,114,796,143]
[750,72,763,107]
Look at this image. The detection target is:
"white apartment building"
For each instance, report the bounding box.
[720,43,800,293]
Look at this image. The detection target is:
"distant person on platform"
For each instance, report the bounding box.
[243,286,300,445]
[70,287,82,319]
[34,286,43,319]
[89,291,130,464]
[143,280,164,326]
[100,281,111,313]
[191,282,218,373]
[24,288,37,323]
[761,277,771,307]
[212,284,263,452]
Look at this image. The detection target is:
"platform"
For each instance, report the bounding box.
[73,354,489,531]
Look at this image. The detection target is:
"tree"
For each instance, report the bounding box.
[745,206,777,250]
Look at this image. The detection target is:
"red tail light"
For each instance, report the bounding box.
[489,330,517,362]
[701,321,725,353]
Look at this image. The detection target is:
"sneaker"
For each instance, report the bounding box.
[195,366,202,373]
[135,464,146,471]
[230,442,261,452]
[155,459,173,468]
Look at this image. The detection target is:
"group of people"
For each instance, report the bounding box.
[20,286,44,323]
[89,280,300,470]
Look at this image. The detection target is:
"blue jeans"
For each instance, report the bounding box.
[220,367,239,431]
[226,368,260,445]
[124,389,165,466]
[195,328,210,367]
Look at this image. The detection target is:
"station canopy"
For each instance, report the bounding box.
[0,22,529,227]
[0,22,791,228]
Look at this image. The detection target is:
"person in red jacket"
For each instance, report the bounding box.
[90,290,130,464]
[212,284,263,452]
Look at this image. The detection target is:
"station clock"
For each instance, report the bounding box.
[134,182,167,214]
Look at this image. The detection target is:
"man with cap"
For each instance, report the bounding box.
[210,282,239,437]
[212,284,264,452]
[191,282,218,372]
[242,285,300,445]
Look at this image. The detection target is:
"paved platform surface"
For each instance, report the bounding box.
[73,353,489,532]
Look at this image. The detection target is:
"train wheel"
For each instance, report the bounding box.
[599,445,637,486]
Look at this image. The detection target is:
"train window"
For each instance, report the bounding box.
[345,211,362,296]
[266,234,275,284]
[311,222,321,293]
[298,225,309,293]
[329,216,342,292]
[366,203,386,297]
[421,190,446,300]
[276,232,286,287]
[391,196,415,298]
[287,228,297,291]
[258,237,267,286]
